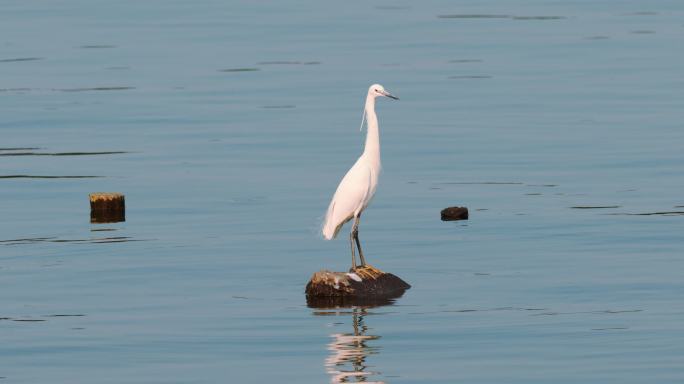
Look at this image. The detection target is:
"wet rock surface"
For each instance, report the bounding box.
[306,265,410,298]
[441,206,469,221]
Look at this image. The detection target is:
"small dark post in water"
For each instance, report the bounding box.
[306,265,410,298]
[89,192,125,223]
[441,206,469,221]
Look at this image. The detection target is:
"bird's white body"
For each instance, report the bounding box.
[322,148,380,240]
[322,84,395,244]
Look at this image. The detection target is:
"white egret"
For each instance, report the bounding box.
[322,84,399,270]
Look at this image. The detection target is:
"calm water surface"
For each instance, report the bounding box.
[2,0,684,382]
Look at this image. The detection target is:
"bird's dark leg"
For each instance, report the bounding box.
[352,215,367,266]
[349,230,357,270]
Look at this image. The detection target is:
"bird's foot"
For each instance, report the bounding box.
[351,264,384,280]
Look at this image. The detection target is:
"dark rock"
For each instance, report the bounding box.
[305,265,410,299]
[90,192,125,223]
[441,206,469,221]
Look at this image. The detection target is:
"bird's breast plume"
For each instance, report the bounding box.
[359,107,367,132]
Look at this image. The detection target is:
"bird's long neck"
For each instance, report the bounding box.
[363,95,380,164]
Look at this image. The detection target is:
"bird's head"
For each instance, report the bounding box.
[368,84,399,100]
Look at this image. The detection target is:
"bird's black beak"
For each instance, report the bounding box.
[383,91,399,100]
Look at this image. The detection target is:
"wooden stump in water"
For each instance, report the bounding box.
[305,265,410,299]
[89,192,125,223]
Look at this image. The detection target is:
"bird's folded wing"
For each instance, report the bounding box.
[323,162,372,238]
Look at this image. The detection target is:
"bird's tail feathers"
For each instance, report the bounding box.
[321,202,342,240]
[322,222,343,240]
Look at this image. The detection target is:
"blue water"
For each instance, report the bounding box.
[2,1,684,382]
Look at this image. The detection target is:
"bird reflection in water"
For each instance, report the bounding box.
[308,296,401,383]
[326,307,381,383]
